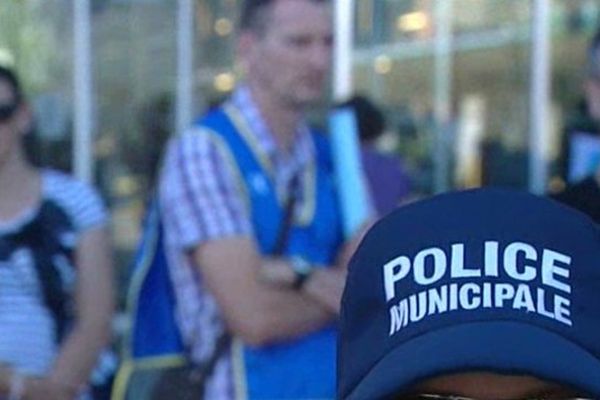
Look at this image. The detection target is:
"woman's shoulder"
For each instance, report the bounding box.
[41,168,108,231]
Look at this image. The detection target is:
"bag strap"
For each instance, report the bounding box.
[190,172,300,391]
[0,202,74,341]
[272,172,300,256]
[188,332,231,395]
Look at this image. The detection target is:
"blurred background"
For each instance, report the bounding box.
[0,0,597,291]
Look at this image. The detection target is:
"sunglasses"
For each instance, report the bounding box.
[0,102,18,122]
[400,394,593,400]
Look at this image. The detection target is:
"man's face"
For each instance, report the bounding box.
[241,0,333,108]
[399,372,585,399]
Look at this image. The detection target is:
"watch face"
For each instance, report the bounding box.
[290,256,313,291]
[291,257,312,274]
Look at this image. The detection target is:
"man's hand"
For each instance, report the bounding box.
[196,238,335,346]
[303,267,347,314]
[336,221,373,270]
[259,258,347,314]
[258,258,296,288]
[302,221,375,314]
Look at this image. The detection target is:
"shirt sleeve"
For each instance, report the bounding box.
[158,127,253,250]
[71,182,108,231]
[43,170,108,232]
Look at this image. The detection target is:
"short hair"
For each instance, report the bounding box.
[0,65,23,105]
[239,0,329,35]
[337,95,385,142]
[0,65,38,165]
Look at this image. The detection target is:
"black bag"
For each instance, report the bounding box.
[148,333,230,400]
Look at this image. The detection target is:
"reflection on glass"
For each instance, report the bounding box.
[352,0,599,193]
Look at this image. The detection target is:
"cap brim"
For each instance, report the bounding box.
[344,321,600,399]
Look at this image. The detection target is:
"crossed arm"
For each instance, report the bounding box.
[165,131,369,348]
[195,235,356,347]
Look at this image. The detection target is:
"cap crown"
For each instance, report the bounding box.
[338,189,600,398]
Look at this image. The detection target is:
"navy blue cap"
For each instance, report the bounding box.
[338,188,600,399]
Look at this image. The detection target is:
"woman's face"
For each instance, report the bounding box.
[0,79,26,167]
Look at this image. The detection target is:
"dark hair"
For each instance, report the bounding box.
[0,65,23,105]
[0,65,40,165]
[337,95,386,142]
[239,0,328,34]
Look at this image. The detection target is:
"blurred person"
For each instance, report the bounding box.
[0,66,114,399]
[336,95,412,215]
[553,27,600,223]
[156,0,365,398]
[338,189,600,399]
[129,94,173,201]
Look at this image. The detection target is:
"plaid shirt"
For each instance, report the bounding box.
[158,85,316,398]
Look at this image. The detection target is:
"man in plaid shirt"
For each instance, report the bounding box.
[158,0,366,398]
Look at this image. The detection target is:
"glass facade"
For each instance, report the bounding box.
[352,0,599,194]
[0,0,74,169]
[93,0,178,267]
[0,0,598,286]
[353,1,534,192]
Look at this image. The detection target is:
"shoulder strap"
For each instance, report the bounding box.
[0,201,75,341]
[198,106,285,254]
[272,172,301,256]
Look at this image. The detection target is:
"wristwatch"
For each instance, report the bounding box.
[290,256,313,291]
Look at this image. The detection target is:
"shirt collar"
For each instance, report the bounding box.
[229,84,313,168]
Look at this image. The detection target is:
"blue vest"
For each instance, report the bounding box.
[200,104,343,399]
[115,104,343,400]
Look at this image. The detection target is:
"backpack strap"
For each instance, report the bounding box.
[0,201,75,342]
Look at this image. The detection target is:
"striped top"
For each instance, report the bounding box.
[158,85,316,398]
[0,169,107,376]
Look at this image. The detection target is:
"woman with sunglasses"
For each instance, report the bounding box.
[0,66,114,400]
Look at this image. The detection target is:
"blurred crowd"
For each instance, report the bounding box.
[2,0,600,399]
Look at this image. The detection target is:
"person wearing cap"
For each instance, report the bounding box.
[338,189,600,399]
